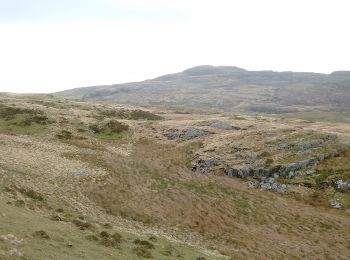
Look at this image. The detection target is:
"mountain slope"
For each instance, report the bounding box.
[55,65,350,113]
[1,93,350,259]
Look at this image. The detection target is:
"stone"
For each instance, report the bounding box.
[71,171,88,177]
[247,181,257,189]
[192,159,218,173]
[227,167,238,177]
[298,139,323,150]
[164,129,180,140]
[197,159,218,167]
[335,180,350,191]
[324,133,337,141]
[296,149,312,157]
[304,169,316,175]
[287,171,295,179]
[330,199,342,209]
[237,167,252,178]
[260,177,288,193]
[277,143,289,150]
[183,128,209,140]
[317,154,325,161]
[211,121,234,130]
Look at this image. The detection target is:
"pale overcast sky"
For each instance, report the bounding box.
[0,0,350,93]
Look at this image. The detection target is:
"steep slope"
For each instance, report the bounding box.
[55,65,350,113]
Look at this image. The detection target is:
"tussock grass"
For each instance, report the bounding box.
[97,108,162,120]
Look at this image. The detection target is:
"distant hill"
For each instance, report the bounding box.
[55,65,350,113]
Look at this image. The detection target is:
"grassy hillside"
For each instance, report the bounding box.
[1,93,350,259]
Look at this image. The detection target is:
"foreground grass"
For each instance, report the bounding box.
[0,194,214,260]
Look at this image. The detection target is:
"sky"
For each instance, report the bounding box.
[0,0,350,93]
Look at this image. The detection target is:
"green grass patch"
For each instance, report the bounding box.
[0,104,53,135]
[88,120,129,141]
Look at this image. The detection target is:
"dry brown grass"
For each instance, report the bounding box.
[85,139,350,259]
[1,93,350,259]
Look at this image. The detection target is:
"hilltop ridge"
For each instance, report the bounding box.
[55,65,350,114]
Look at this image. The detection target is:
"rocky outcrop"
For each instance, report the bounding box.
[223,147,348,193]
[211,121,238,130]
[335,180,350,191]
[192,159,219,173]
[164,128,209,141]
[164,129,181,140]
[183,128,209,140]
[247,181,257,189]
[260,177,288,193]
[277,143,290,150]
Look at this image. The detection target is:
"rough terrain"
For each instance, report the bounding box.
[0,93,350,259]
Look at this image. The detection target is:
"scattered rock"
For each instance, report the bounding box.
[227,167,238,177]
[210,121,234,130]
[260,178,288,193]
[164,129,181,140]
[183,128,209,140]
[192,159,218,173]
[247,181,257,189]
[164,128,209,140]
[330,199,342,209]
[277,143,289,150]
[298,139,323,151]
[335,180,350,191]
[237,167,253,178]
[324,133,337,141]
[296,149,312,157]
